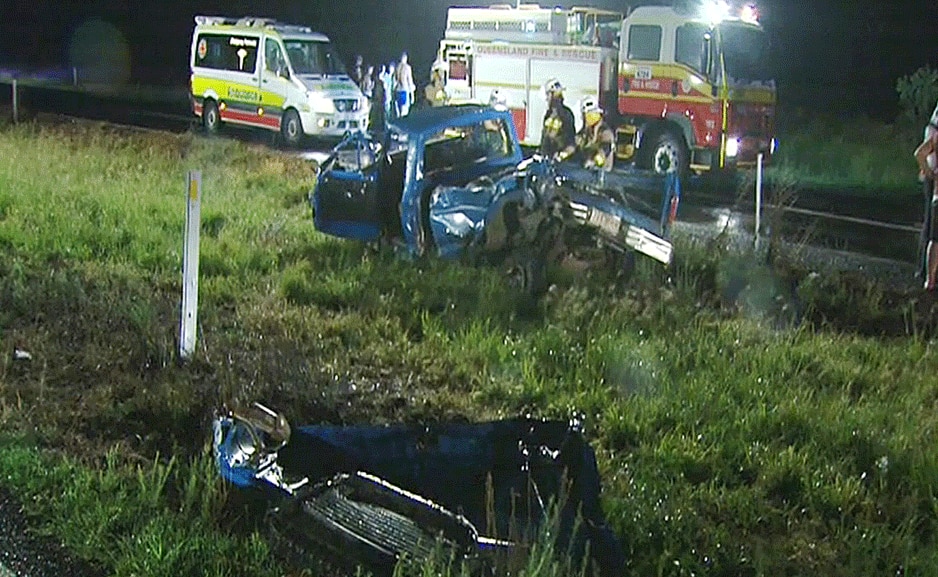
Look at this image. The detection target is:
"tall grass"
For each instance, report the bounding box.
[770,109,922,193]
[1,120,937,576]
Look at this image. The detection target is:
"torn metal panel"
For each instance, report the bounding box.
[213,403,626,576]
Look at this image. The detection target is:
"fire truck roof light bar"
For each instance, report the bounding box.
[699,1,760,26]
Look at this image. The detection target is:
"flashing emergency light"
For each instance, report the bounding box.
[703,0,730,25]
[740,3,759,24]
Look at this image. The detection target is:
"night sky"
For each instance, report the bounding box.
[2,0,937,120]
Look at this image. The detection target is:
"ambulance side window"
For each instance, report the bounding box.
[196,34,258,73]
[627,25,661,61]
[265,38,288,77]
[675,23,709,76]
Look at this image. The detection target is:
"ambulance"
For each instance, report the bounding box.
[434,2,777,174]
[189,16,368,146]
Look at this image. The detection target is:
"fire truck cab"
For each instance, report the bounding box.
[434,2,777,175]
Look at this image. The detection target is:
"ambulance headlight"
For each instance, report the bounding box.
[725,137,740,158]
[308,92,335,114]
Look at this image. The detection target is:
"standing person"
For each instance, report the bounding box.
[395,52,416,117]
[369,65,386,135]
[424,65,448,107]
[381,62,397,120]
[351,54,364,86]
[914,105,938,291]
[539,78,576,161]
[574,96,615,171]
[361,65,375,100]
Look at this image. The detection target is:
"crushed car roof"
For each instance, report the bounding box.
[389,104,503,135]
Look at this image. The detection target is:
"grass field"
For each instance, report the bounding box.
[1,119,938,576]
[769,109,923,195]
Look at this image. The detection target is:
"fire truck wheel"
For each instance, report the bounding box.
[646,131,687,176]
[281,109,303,147]
[203,100,221,134]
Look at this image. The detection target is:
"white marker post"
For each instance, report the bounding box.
[179,170,202,361]
[11,79,17,124]
[754,152,763,247]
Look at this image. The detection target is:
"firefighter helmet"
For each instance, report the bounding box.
[581,95,603,113]
[544,78,564,99]
[489,89,508,110]
[581,96,603,125]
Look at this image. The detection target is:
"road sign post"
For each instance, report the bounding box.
[755,152,763,247]
[179,170,202,361]
[11,79,17,124]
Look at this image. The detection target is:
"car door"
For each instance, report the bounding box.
[313,134,388,242]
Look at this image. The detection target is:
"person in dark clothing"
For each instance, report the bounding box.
[539,78,576,161]
[369,70,387,136]
[351,54,364,86]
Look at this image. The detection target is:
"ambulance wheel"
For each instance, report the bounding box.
[646,130,688,176]
[281,109,303,147]
[202,100,221,134]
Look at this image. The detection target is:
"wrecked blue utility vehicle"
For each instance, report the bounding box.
[213,403,626,576]
[311,105,679,295]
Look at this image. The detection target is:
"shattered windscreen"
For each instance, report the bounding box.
[424,119,514,174]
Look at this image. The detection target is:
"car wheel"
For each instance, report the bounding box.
[281,109,303,147]
[203,99,221,134]
[645,130,687,176]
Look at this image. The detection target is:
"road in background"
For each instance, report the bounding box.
[0,77,925,270]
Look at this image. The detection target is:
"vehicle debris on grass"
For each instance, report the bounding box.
[213,402,626,576]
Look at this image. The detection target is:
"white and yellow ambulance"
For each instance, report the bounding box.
[190,15,368,145]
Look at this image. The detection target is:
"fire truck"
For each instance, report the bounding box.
[435,2,777,174]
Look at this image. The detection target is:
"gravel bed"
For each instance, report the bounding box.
[0,488,101,577]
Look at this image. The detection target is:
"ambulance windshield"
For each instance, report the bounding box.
[284,40,348,77]
[719,24,771,82]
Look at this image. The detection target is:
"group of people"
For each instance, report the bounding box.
[349,53,416,132]
[538,78,615,172]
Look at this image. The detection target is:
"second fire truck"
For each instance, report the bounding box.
[435,2,777,174]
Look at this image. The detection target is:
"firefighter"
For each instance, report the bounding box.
[424,64,448,107]
[574,96,615,171]
[539,78,576,161]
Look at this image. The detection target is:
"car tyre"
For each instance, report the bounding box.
[203,99,221,135]
[281,109,303,148]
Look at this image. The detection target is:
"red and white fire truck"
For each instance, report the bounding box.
[435,2,777,174]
